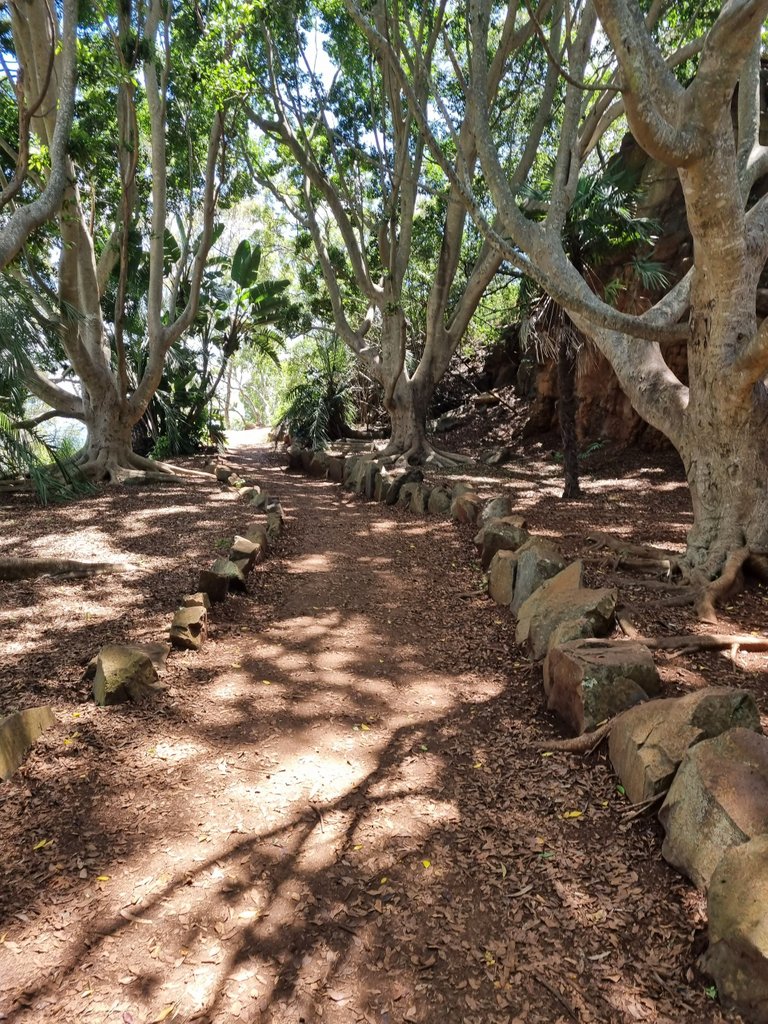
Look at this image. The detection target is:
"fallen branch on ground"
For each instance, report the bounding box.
[0,558,134,581]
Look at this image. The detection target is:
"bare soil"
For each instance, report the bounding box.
[1,429,766,1024]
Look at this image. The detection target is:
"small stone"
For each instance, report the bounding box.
[215,465,234,482]
[170,605,208,651]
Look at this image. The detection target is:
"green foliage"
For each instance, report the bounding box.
[519,161,669,359]
[276,337,354,449]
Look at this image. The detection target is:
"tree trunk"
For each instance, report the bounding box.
[384,375,431,463]
[678,384,768,577]
[81,391,138,481]
[557,336,581,500]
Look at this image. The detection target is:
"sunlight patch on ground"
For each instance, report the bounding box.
[286,552,334,574]
[151,740,207,763]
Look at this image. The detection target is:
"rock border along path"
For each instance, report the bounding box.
[0,436,744,1024]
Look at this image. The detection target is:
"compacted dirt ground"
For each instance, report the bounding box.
[1,431,766,1024]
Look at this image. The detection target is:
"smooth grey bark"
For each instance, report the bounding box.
[0,0,77,270]
[449,0,768,574]
[15,0,225,482]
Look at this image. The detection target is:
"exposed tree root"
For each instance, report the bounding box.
[585,531,679,563]
[0,557,134,581]
[77,450,217,485]
[641,633,768,654]
[534,719,614,753]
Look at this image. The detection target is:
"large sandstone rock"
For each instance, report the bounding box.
[243,523,269,556]
[510,540,566,614]
[450,491,483,524]
[92,645,166,706]
[230,535,261,573]
[544,639,660,736]
[479,518,531,569]
[546,617,595,652]
[181,591,212,610]
[702,835,768,1023]
[659,728,768,891]
[427,486,452,515]
[398,481,420,508]
[516,562,617,659]
[488,549,518,606]
[308,452,330,477]
[170,605,208,650]
[215,465,234,482]
[384,468,423,506]
[481,495,514,524]
[409,484,431,515]
[451,482,475,498]
[286,443,303,470]
[0,706,56,780]
[610,688,761,804]
[374,471,392,502]
[363,461,381,499]
[327,455,345,482]
[266,512,283,542]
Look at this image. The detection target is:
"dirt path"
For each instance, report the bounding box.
[0,439,734,1024]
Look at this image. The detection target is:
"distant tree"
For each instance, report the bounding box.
[0,0,77,269]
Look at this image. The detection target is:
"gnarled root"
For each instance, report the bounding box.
[78,450,217,485]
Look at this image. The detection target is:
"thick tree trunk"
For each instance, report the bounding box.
[383,375,431,463]
[81,392,138,482]
[557,337,581,500]
[678,386,768,577]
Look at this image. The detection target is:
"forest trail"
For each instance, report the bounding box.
[0,438,729,1024]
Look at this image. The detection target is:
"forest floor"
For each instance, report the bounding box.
[1,428,766,1024]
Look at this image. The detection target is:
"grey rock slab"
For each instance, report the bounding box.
[610,688,761,804]
[0,706,56,780]
[510,540,566,614]
[702,835,768,1023]
[211,557,248,592]
[659,728,768,891]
